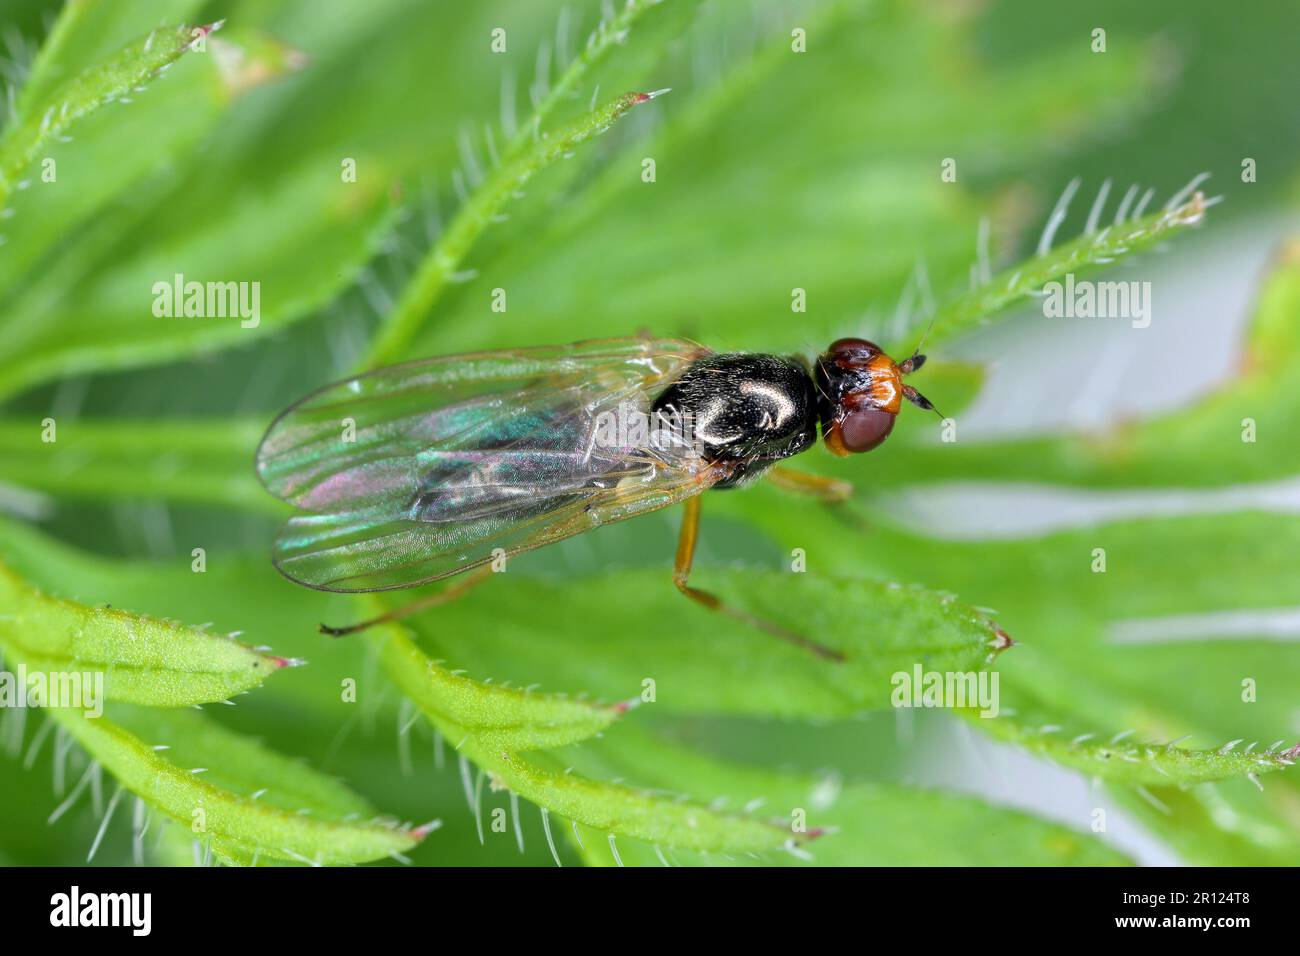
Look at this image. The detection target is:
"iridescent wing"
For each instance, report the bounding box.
[256,337,720,591]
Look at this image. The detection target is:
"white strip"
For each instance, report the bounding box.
[885,477,1300,540]
[1111,608,1300,644]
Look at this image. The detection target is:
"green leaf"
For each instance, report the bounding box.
[404,1,1162,359]
[0,11,399,400]
[925,182,1211,349]
[401,568,1010,720]
[853,239,1300,490]
[711,480,1300,636]
[0,21,226,310]
[562,725,1130,866]
[365,90,665,365]
[0,169,395,400]
[365,0,700,366]
[0,555,288,708]
[14,1,206,114]
[372,600,800,854]
[465,746,792,856]
[0,22,217,211]
[49,706,426,866]
[972,710,1299,788]
[708,443,1300,863]
[371,616,626,752]
[1109,782,1300,867]
[369,567,1013,857]
[0,517,379,725]
[0,416,274,513]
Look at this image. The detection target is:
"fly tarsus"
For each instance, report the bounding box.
[317,567,494,637]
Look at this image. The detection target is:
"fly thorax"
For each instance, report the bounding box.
[651,354,817,468]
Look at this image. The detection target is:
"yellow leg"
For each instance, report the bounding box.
[765,465,854,503]
[320,566,493,636]
[674,496,844,662]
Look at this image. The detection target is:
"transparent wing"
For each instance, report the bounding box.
[256,337,717,591]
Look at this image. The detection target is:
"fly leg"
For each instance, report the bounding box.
[765,465,854,503]
[320,566,493,637]
[673,496,845,662]
[766,464,872,534]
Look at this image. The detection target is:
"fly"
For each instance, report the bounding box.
[255,336,939,661]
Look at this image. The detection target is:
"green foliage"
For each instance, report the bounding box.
[399,568,1007,719]
[373,577,1011,857]
[0,416,273,511]
[373,620,625,752]
[51,706,426,866]
[0,17,216,208]
[974,711,1300,789]
[563,726,1131,866]
[2,0,1298,867]
[365,0,696,365]
[0,554,286,707]
[925,188,1211,348]
[874,241,1300,489]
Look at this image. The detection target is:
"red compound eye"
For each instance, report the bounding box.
[838,406,896,453]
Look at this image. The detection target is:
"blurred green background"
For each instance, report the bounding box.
[1,0,1299,866]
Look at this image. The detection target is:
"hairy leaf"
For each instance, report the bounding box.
[973,710,1298,788]
[0,556,287,708]
[15,1,206,113]
[855,239,1300,489]
[50,706,426,866]
[365,88,671,365]
[0,22,217,211]
[404,0,1162,358]
[563,726,1130,866]
[924,182,1211,349]
[365,0,699,365]
[403,567,1010,720]
[372,617,626,752]
[376,608,797,854]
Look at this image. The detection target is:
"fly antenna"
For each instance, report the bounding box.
[912,315,936,359]
[898,316,936,376]
[903,385,944,420]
